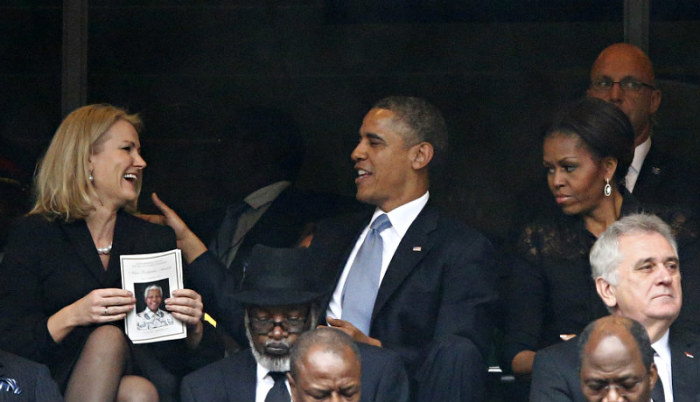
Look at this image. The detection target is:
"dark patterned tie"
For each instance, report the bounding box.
[0,377,21,394]
[342,214,392,334]
[265,372,290,402]
[210,202,250,267]
[651,348,665,402]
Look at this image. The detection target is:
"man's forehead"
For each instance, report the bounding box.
[591,46,655,81]
[250,303,310,313]
[583,332,642,372]
[303,346,360,377]
[618,232,676,261]
[361,108,411,137]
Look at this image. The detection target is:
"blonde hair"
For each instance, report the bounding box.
[30,104,142,222]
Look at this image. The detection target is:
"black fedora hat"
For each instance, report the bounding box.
[231,245,327,306]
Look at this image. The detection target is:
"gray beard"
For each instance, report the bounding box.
[245,315,291,372]
[244,304,319,372]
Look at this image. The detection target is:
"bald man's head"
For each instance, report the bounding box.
[587,43,661,144]
[578,316,657,402]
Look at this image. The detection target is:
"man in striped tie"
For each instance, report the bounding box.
[0,349,63,401]
[530,214,700,401]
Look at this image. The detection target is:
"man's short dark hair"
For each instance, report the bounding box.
[372,96,448,172]
[289,327,361,381]
[577,317,654,371]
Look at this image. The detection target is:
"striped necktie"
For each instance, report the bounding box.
[341,214,392,334]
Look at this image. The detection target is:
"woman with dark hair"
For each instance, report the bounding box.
[0,104,206,402]
[502,97,640,378]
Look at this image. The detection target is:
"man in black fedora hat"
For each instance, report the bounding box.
[179,245,409,402]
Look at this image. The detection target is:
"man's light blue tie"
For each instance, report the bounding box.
[342,214,392,334]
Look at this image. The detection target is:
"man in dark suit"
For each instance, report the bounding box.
[309,96,497,402]
[178,106,357,354]
[186,106,353,283]
[530,213,700,401]
[179,245,409,402]
[587,43,700,209]
[577,316,658,402]
[0,349,63,402]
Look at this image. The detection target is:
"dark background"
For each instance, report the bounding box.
[2,0,699,245]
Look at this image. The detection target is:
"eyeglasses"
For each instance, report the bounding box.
[590,78,656,92]
[249,315,308,334]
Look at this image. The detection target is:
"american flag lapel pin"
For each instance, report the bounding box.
[412,246,422,252]
[685,351,694,358]
[651,167,661,175]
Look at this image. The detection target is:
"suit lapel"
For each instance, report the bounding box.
[634,145,664,195]
[316,210,374,316]
[108,212,137,285]
[229,350,264,401]
[60,220,108,285]
[669,328,700,400]
[372,206,438,321]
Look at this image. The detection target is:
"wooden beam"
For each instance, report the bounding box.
[62,0,88,117]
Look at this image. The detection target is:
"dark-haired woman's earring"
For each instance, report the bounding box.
[89,171,94,182]
[604,178,612,197]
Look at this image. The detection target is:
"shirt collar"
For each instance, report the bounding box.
[244,181,291,209]
[256,362,274,383]
[371,191,429,238]
[651,328,671,362]
[630,137,652,174]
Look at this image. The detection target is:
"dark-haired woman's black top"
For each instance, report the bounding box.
[501,189,700,368]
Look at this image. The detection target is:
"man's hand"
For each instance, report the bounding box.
[143,193,207,263]
[325,317,382,347]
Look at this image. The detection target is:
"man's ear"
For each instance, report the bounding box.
[410,142,434,170]
[647,362,659,393]
[649,88,662,115]
[287,372,296,398]
[595,277,617,308]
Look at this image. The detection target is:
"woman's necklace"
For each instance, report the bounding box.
[96,243,113,255]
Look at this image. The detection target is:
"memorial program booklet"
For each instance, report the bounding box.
[121,249,187,344]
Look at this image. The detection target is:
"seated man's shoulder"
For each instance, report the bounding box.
[182,348,253,386]
[356,342,404,368]
[0,350,63,401]
[435,212,489,240]
[530,340,581,402]
[670,325,700,347]
[430,209,494,255]
[534,339,579,368]
[354,343,410,402]
[0,349,46,371]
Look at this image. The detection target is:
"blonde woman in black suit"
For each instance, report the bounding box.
[0,104,205,402]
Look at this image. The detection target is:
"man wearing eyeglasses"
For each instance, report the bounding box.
[587,43,700,209]
[180,245,409,402]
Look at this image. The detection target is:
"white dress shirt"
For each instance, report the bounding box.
[326,192,429,321]
[625,137,652,192]
[651,329,673,402]
[255,363,290,402]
